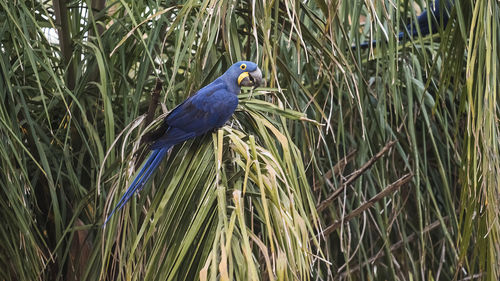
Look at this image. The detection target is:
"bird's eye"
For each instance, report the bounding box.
[240,64,247,70]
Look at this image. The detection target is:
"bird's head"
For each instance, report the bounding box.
[223,61,263,89]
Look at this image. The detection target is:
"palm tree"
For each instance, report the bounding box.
[0,0,498,280]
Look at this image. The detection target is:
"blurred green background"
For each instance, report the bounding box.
[0,0,498,280]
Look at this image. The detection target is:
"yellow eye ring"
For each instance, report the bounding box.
[240,64,247,70]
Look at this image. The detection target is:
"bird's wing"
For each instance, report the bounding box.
[151,84,238,149]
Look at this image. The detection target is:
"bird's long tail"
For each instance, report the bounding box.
[104,147,169,225]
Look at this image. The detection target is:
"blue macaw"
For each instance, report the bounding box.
[357,0,453,49]
[105,61,262,224]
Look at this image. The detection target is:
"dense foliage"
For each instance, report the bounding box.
[0,0,498,280]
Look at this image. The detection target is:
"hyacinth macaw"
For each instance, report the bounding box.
[357,0,453,49]
[105,61,262,224]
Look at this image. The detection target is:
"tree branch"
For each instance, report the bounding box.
[319,172,413,237]
[53,0,76,90]
[316,140,398,212]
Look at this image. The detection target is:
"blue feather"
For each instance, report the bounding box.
[104,147,169,224]
[354,0,452,49]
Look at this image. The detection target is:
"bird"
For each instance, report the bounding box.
[104,61,263,224]
[356,0,453,49]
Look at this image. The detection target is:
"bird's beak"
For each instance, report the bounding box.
[238,68,263,88]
